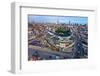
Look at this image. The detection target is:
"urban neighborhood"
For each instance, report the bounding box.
[28,15,88,61]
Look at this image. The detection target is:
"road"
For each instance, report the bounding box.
[28,45,73,59]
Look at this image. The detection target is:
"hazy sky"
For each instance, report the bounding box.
[28,15,88,25]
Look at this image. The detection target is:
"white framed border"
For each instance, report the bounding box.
[11,2,97,74]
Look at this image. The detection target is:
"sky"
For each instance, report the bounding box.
[28,15,88,25]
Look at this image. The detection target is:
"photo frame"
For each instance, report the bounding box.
[11,2,96,74]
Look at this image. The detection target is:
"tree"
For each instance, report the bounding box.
[55,27,71,37]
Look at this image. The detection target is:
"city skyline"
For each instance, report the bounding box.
[28,15,88,25]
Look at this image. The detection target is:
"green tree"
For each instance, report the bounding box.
[55,27,71,37]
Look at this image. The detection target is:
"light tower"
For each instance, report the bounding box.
[57,19,59,24]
